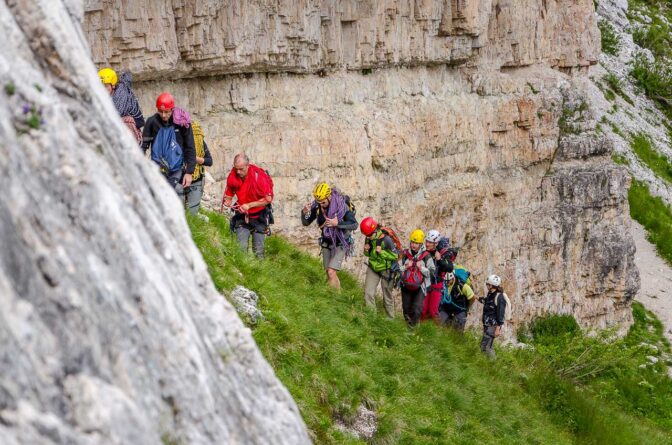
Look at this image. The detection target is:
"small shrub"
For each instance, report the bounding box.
[604,73,635,105]
[4,82,15,96]
[631,54,672,118]
[633,17,672,59]
[529,314,581,344]
[599,21,621,56]
[612,152,630,165]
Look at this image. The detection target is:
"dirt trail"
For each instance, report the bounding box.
[631,222,672,342]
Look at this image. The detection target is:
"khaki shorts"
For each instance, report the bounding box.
[322,246,346,271]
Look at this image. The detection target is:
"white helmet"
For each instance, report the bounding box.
[445,272,455,281]
[426,230,441,243]
[486,274,501,287]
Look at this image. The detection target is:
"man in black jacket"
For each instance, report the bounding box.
[141,92,196,191]
[301,182,357,289]
[479,274,508,359]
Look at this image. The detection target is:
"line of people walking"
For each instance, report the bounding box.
[99,67,510,357]
[302,183,511,358]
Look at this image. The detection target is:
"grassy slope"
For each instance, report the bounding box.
[189,212,672,444]
[630,180,672,266]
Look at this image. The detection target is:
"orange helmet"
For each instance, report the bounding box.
[360,217,378,237]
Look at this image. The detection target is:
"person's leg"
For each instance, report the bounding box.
[410,290,425,326]
[381,275,396,319]
[438,309,450,326]
[235,225,251,253]
[453,311,468,332]
[401,288,413,325]
[481,326,496,359]
[252,231,266,258]
[428,287,442,320]
[324,247,344,289]
[421,293,430,321]
[185,180,203,215]
[364,268,380,309]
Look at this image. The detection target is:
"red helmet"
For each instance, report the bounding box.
[360,217,378,237]
[156,92,175,111]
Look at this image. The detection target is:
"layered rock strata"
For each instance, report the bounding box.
[84,0,637,331]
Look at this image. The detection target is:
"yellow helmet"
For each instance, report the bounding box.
[98,68,118,86]
[410,229,425,244]
[312,182,332,201]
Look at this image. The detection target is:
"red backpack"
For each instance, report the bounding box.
[401,250,430,291]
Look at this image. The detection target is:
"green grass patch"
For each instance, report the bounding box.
[631,54,672,119]
[612,152,630,165]
[190,211,672,443]
[630,132,672,183]
[629,179,672,267]
[600,20,621,56]
[604,73,635,105]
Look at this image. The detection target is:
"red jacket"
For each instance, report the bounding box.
[224,164,273,216]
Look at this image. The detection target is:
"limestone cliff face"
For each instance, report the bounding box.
[84,0,637,331]
[0,1,309,444]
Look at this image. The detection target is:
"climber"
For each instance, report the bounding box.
[478,274,508,359]
[162,107,213,215]
[141,92,196,192]
[222,153,274,258]
[98,68,145,144]
[361,217,400,318]
[301,182,358,289]
[422,229,454,321]
[185,119,213,215]
[438,270,475,332]
[399,229,434,326]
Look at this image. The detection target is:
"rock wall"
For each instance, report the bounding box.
[0,1,309,444]
[83,0,637,331]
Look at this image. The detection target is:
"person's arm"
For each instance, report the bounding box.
[141,117,155,153]
[182,125,197,177]
[336,210,358,231]
[496,293,507,326]
[301,204,318,226]
[463,284,476,309]
[199,141,213,167]
[240,195,272,213]
[421,257,434,278]
[132,99,145,129]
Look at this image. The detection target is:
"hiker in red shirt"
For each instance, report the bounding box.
[222,153,274,258]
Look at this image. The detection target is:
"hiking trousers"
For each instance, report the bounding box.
[421,284,442,321]
[364,267,395,318]
[401,287,425,326]
[235,224,266,258]
[438,308,468,332]
[480,325,497,359]
[184,179,204,215]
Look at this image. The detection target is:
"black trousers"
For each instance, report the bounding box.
[401,287,425,326]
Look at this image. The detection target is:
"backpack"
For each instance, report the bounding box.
[379,226,403,259]
[437,236,451,252]
[496,292,513,321]
[151,125,184,174]
[256,168,275,226]
[440,280,468,311]
[453,263,472,288]
[401,250,430,291]
[191,121,205,181]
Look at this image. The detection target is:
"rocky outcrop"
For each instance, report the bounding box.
[84,0,598,78]
[0,1,309,444]
[84,0,637,332]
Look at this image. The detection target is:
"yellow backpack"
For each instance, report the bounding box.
[191,121,205,181]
